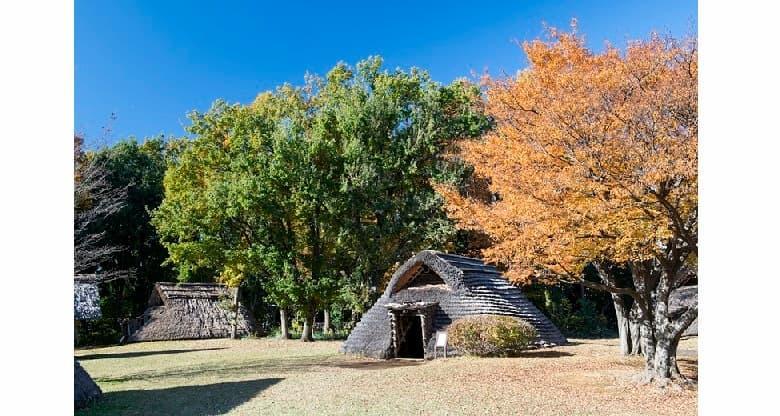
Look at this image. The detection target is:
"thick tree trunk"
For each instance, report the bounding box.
[645,329,681,382]
[279,308,290,339]
[652,334,673,379]
[301,306,315,342]
[323,308,331,335]
[587,256,696,386]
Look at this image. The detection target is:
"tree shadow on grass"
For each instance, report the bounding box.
[96,355,345,383]
[76,378,282,416]
[563,339,621,347]
[96,354,431,383]
[331,359,426,370]
[77,348,228,360]
[516,350,574,358]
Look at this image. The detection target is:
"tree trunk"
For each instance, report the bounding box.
[645,329,682,382]
[279,308,290,339]
[639,312,656,370]
[301,306,315,342]
[629,303,642,356]
[669,336,682,379]
[323,308,331,335]
[230,287,239,339]
[612,294,632,355]
[652,334,672,379]
[586,258,696,385]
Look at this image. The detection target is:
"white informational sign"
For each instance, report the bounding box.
[435,331,447,347]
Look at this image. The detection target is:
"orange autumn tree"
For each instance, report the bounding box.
[437,27,697,383]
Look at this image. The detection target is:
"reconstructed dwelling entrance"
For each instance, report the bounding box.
[386,302,437,359]
[397,316,423,358]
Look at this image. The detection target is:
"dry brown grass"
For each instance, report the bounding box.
[76,337,697,415]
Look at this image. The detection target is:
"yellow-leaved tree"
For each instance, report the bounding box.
[437,26,697,384]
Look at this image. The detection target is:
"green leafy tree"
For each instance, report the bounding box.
[152,56,489,341]
[317,58,490,314]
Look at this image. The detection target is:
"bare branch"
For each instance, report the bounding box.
[74,142,130,276]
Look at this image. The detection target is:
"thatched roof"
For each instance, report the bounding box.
[128,282,256,342]
[341,250,567,359]
[74,275,101,321]
[74,360,101,409]
[670,285,698,337]
[154,282,229,301]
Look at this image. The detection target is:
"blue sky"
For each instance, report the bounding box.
[75,0,697,147]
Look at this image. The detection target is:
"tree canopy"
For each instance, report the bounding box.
[437,27,697,383]
[152,56,490,340]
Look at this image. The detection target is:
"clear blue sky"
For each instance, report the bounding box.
[75,0,696,148]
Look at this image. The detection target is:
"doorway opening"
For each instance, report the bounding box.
[397,315,424,358]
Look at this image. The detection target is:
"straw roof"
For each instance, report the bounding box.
[128,282,255,342]
[341,250,566,359]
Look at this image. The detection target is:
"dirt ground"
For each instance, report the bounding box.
[76,337,697,416]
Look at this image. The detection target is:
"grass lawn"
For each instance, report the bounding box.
[75,337,697,416]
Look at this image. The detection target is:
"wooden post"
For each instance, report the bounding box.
[388,311,398,358]
[419,313,427,359]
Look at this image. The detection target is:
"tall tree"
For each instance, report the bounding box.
[437,27,697,384]
[90,138,175,338]
[152,57,489,341]
[90,137,170,280]
[74,135,128,281]
[316,59,490,315]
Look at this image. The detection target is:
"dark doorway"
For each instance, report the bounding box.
[397,315,424,358]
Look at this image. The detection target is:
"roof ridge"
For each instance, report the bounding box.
[432,251,483,261]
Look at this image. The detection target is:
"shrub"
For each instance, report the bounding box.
[448,315,537,357]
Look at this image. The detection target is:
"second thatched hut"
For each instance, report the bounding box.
[127,282,255,342]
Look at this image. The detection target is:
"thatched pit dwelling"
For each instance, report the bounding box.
[73,275,102,409]
[128,282,256,342]
[341,250,566,359]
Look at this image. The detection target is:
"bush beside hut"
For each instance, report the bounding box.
[449,315,538,357]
